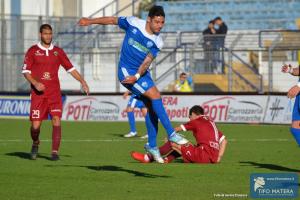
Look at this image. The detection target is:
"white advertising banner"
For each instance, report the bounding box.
[62,95,293,124]
[62,96,126,121]
[0,94,293,124]
[264,96,294,124]
[200,96,268,123]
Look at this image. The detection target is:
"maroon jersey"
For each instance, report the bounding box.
[181,115,225,162]
[22,42,75,97]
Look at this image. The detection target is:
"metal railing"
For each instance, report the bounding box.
[1,17,299,93]
[259,30,300,92]
[56,0,139,52]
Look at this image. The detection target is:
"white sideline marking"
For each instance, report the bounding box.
[0,138,293,142]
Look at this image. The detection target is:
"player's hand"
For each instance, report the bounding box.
[281,64,292,73]
[217,156,222,163]
[121,76,137,85]
[34,82,45,92]
[123,91,130,99]
[81,81,89,95]
[287,85,300,99]
[78,18,90,26]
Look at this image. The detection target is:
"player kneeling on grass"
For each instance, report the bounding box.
[131,105,227,163]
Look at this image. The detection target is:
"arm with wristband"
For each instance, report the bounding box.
[121,53,154,84]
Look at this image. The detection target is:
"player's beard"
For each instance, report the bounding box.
[151,25,162,34]
[41,38,52,46]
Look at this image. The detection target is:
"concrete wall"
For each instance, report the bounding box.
[2,0,114,17]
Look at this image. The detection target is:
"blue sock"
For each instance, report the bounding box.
[290,128,300,146]
[145,112,158,148]
[152,99,175,137]
[127,111,136,132]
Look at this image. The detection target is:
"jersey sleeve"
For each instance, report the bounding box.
[149,36,164,58]
[118,16,132,30]
[180,120,196,132]
[59,49,75,72]
[149,46,160,58]
[218,131,225,144]
[22,48,34,74]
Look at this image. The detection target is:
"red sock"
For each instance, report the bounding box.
[52,126,61,154]
[30,127,40,145]
[159,141,173,156]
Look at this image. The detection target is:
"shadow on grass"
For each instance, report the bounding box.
[85,165,170,178]
[5,152,71,161]
[240,161,299,173]
[111,133,126,138]
[45,164,170,178]
[5,152,31,160]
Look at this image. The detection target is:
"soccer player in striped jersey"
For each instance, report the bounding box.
[79,5,188,163]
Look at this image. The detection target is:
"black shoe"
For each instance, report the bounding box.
[51,153,60,161]
[30,145,39,160]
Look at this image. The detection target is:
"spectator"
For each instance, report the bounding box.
[202,20,216,72]
[214,16,228,73]
[214,16,228,47]
[173,72,193,92]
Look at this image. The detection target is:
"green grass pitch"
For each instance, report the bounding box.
[0,119,299,200]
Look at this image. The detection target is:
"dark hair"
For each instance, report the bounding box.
[209,20,214,24]
[214,16,222,21]
[180,72,187,77]
[189,105,204,116]
[148,5,165,18]
[40,24,52,33]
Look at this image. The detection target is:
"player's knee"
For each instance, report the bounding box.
[141,108,147,116]
[31,125,40,131]
[145,87,161,99]
[126,107,134,112]
[52,116,61,126]
[31,121,41,130]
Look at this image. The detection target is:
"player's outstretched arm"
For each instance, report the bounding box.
[23,73,45,92]
[217,138,227,163]
[281,64,299,76]
[78,17,118,26]
[69,70,89,95]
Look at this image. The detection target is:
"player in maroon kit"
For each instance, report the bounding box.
[22,24,89,161]
[131,105,227,163]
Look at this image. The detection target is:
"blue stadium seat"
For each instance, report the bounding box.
[149,0,300,31]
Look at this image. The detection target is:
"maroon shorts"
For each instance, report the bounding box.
[181,143,212,163]
[30,96,62,121]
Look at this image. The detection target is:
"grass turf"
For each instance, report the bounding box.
[0,119,299,200]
